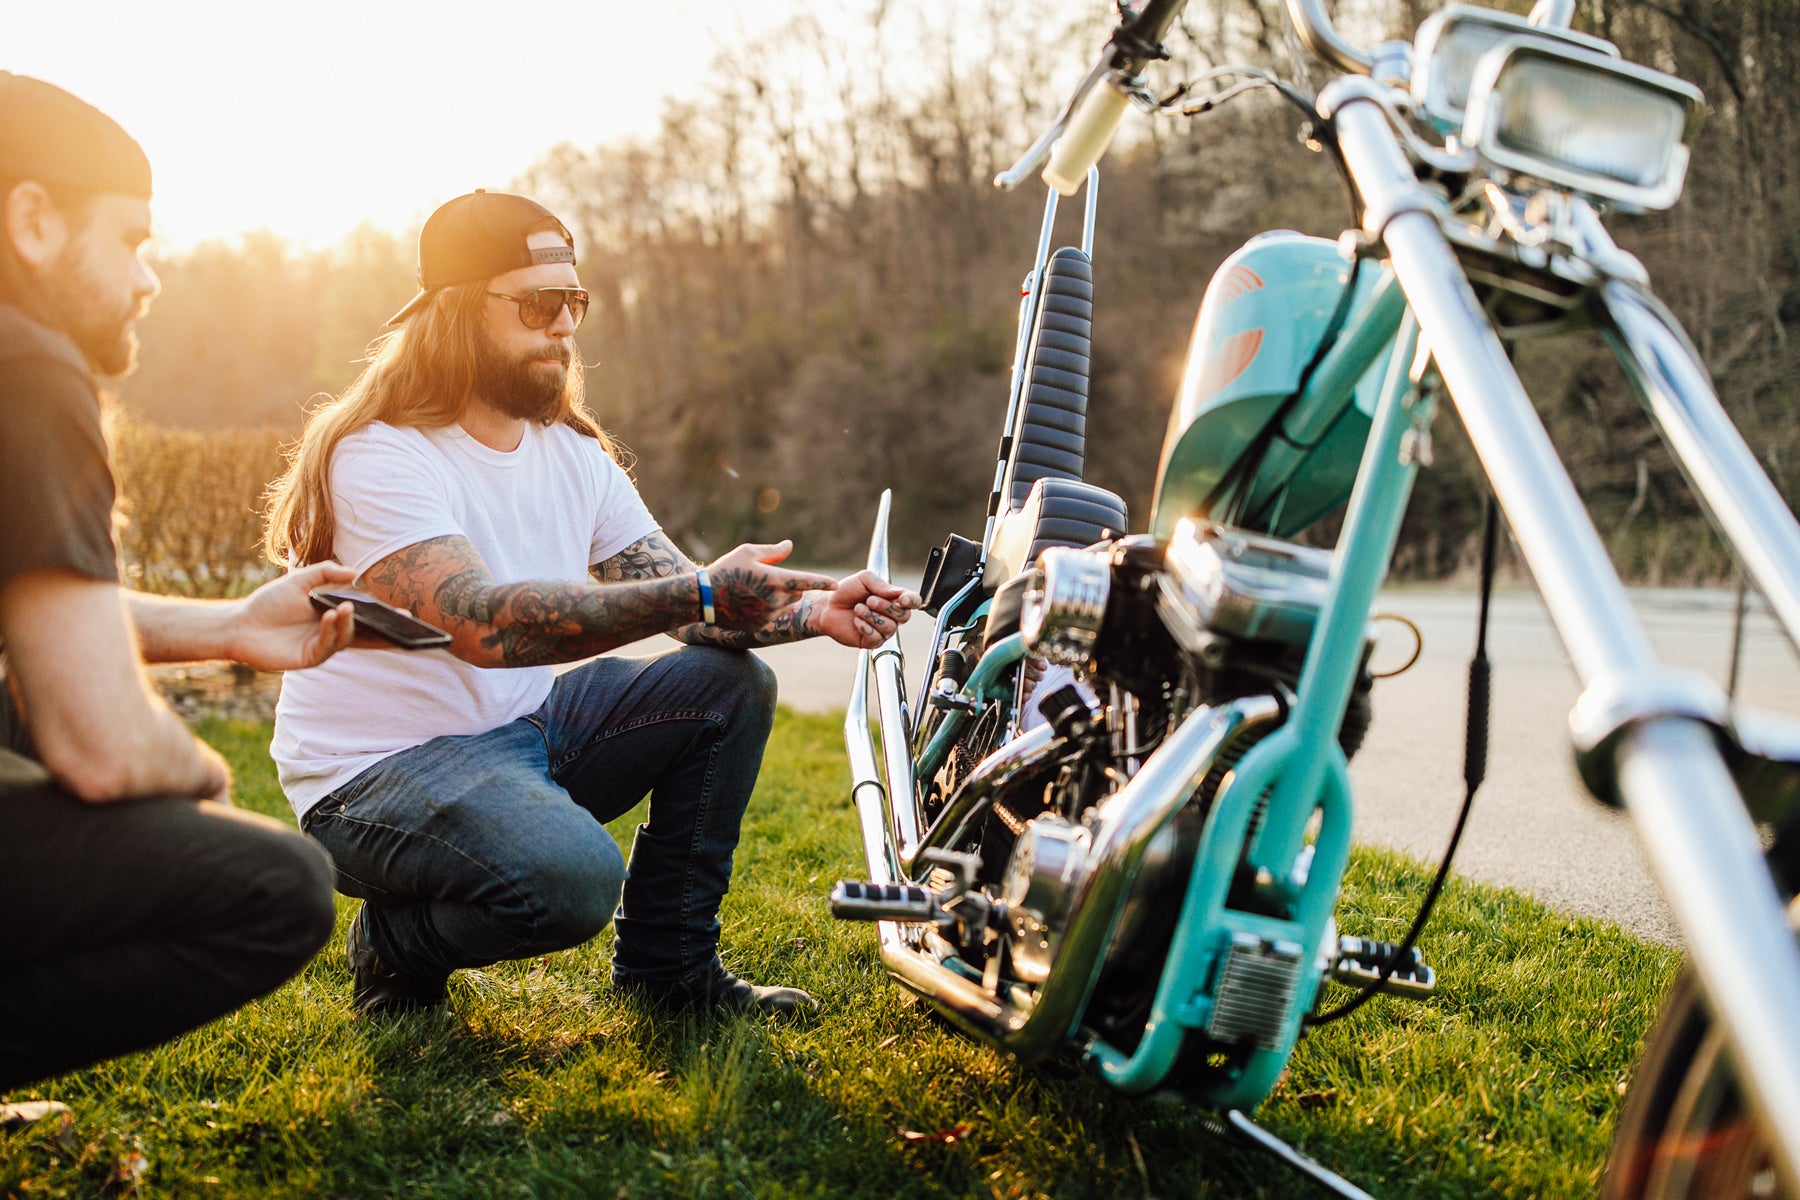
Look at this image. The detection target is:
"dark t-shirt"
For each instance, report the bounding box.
[0,304,120,756]
[0,303,120,592]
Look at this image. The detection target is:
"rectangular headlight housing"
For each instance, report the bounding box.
[1411,4,1618,132]
[1462,40,1704,211]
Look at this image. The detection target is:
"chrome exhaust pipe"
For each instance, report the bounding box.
[848,490,903,885]
[845,490,922,969]
[846,653,897,885]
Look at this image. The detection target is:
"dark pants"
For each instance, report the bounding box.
[0,749,337,1092]
[301,646,778,989]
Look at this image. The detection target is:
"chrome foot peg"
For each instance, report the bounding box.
[1331,935,1436,998]
[830,881,937,923]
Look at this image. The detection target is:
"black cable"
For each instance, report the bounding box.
[1306,493,1498,1028]
[1727,569,1747,702]
[1157,65,1358,231]
[1141,57,1365,524]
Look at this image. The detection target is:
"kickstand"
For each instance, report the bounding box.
[1203,1110,1380,1199]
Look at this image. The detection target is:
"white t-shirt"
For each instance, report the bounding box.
[272,420,660,818]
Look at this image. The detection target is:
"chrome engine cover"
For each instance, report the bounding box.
[1021,547,1112,669]
[1158,519,1368,652]
[1001,815,1092,984]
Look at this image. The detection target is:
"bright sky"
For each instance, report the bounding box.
[8,0,826,251]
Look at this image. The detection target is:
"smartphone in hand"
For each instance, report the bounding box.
[309,590,452,650]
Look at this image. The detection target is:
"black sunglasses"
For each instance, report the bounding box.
[487,286,589,330]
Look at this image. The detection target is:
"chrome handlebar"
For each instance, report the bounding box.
[1002,0,1585,194]
[1281,0,1372,75]
[993,0,1190,194]
[994,0,1396,193]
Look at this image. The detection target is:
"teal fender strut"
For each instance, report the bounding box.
[1087,312,1424,1105]
[1086,737,1354,1100]
[917,630,1024,786]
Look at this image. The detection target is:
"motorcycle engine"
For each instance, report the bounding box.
[996,520,1375,1034]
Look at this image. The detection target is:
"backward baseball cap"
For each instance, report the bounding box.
[386,190,576,326]
[0,72,151,198]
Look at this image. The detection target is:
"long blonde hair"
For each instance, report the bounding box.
[263,280,622,567]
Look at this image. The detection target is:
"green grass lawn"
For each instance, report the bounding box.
[0,712,1679,1199]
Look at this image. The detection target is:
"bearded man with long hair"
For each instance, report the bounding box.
[264,191,918,1018]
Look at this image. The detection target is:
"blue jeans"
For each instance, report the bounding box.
[301,646,778,989]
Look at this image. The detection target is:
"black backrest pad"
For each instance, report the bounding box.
[984,474,1130,587]
[1006,247,1093,509]
[1023,479,1128,566]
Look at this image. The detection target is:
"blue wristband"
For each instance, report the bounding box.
[696,568,716,626]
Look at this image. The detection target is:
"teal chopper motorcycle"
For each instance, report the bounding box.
[833,1,1800,1194]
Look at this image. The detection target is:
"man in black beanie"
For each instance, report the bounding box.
[0,72,360,1111]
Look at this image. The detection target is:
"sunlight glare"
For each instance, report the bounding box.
[8,0,820,249]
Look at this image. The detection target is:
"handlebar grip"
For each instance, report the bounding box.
[1042,82,1130,196]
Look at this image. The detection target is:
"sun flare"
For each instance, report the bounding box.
[10,0,815,251]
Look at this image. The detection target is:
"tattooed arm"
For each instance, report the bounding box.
[590,531,694,586]
[359,534,836,668]
[676,592,824,651]
[592,532,922,651]
[364,534,699,667]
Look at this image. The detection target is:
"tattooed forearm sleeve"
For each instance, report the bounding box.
[675,590,821,649]
[592,532,694,583]
[595,534,825,650]
[364,535,703,668]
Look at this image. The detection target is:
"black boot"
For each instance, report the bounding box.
[615,958,818,1019]
[346,907,449,1017]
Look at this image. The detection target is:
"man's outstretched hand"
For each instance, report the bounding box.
[812,569,922,650]
[700,543,920,649]
[224,562,360,671]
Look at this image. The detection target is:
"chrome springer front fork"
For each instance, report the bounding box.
[1320,76,1800,1187]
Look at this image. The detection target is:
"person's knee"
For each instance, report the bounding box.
[730,650,778,745]
[685,645,778,727]
[283,835,339,955]
[249,830,338,963]
[518,834,626,952]
[739,649,778,714]
[197,823,338,996]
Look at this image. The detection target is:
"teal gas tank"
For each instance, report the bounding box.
[1150,232,1402,541]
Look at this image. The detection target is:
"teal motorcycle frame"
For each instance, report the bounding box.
[838,0,1800,1190]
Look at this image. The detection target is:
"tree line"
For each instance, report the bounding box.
[117,0,1800,584]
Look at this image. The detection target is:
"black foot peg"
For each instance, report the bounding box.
[1332,935,1436,998]
[830,881,937,923]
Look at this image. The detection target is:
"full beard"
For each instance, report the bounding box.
[474,332,570,423]
[44,245,141,378]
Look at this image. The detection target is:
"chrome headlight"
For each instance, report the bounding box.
[1411,4,1617,132]
[1020,547,1111,669]
[1462,40,1703,211]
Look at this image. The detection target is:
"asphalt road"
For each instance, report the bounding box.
[1346,587,1797,946]
[614,585,1799,945]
